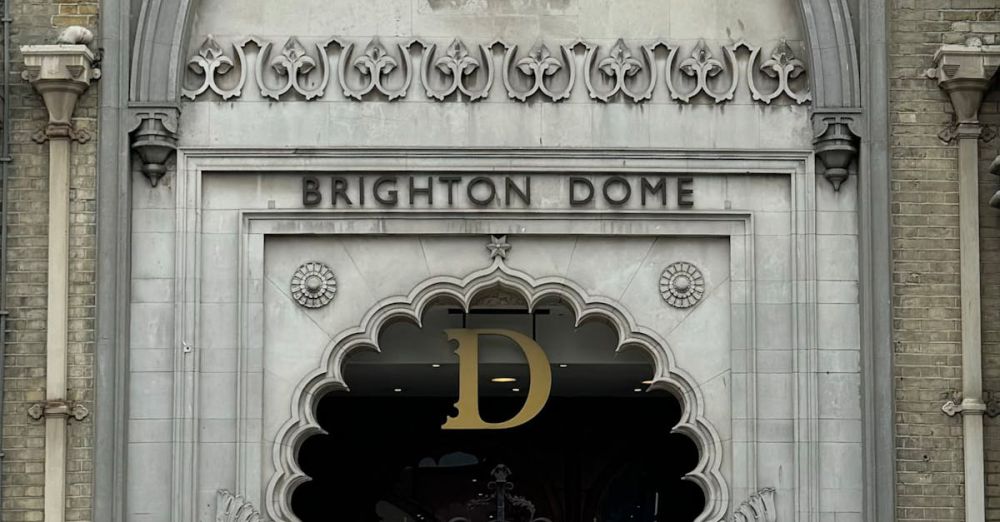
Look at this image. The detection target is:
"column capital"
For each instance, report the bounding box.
[930,40,1000,126]
[21,32,100,140]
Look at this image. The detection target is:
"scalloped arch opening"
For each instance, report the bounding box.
[266,263,728,522]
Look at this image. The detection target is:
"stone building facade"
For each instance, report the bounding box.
[0,0,995,522]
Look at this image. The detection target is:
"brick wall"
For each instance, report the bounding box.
[890,2,999,521]
[1,0,98,520]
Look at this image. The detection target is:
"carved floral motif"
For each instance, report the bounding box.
[731,487,776,522]
[340,38,414,100]
[291,262,337,309]
[182,35,249,100]
[421,39,494,101]
[749,39,811,104]
[660,262,705,309]
[182,35,811,106]
[216,490,263,522]
[255,37,330,100]
[503,42,576,102]
[583,39,656,103]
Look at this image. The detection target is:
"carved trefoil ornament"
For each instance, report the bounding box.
[583,39,656,103]
[730,488,776,522]
[182,35,810,106]
[216,490,263,522]
[660,262,705,309]
[182,35,250,100]
[339,37,414,100]
[503,42,576,102]
[291,262,337,309]
[421,39,495,101]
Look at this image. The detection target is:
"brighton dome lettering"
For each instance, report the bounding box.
[301,174,695,208]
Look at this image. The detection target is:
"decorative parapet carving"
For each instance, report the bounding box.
[812,109,862,191]
[20,31,101,142]
[731,488,776,522]
[181,35,810,106]
[216,490,263,522]
[128,107,178,187]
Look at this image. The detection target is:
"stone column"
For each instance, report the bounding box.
[20,29,100,522]
[930,40,1000,522]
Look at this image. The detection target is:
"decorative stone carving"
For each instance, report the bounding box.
[26,400,89,422]
[812,109,862,191]
[486,235,511,260]
[182,35,250,100]
[660,262,705,309]
[663,40,739,103]
[421,39,494,101]
[129,108,179,187]
[583,39,655,103]
[291,262,337,309]
[181,35,810,107]
[731,488,776,522]
[339,37,414,101]
[502,42,576,102]
[256,37,330,100]
[749,39,811,104]
[216,490,263,522]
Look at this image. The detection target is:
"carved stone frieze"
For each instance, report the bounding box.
[990,154,1000,208]
[181,35,810,106]
[422,39,495,101]
[502,42,576,102]
[583,39,656,103]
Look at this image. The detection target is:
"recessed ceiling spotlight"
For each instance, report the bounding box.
[431,364,441,368]
[633,388,643,393]
[642,380,655,385]
[558,364,569,368]
[491,377,517,383]
[512,388,521,392]
[393,388,403,393]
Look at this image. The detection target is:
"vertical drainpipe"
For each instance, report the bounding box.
[930,40,1000,522]
[0,0,11,515]
[19,30,99,522]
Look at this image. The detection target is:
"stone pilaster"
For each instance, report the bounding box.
[929,39,1000,522]
[20,28,100,522]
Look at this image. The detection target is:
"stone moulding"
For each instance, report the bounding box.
[730,488,776,522]
[264,256,728,522]
[181,35,811,106]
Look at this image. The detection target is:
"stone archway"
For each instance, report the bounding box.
[263,258,728,522]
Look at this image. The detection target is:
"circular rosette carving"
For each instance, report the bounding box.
[660,262,705,309]
[291,262,337,309]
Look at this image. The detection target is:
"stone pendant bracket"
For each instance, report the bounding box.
[129,108,179,187]
[812,109,862,191]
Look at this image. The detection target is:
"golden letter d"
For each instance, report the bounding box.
[442,329,552,430]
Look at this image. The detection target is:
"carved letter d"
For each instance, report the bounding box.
[442,329,552,430]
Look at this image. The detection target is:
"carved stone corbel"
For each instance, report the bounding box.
[20,36,101,142]
[216,490,263,522]
[812,109,862,191]
[731,487,776,522]
[129,107,179,187]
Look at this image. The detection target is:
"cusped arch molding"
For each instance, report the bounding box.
[263,259,729,522]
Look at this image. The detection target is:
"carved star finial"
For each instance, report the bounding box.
[487,235,511,260]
